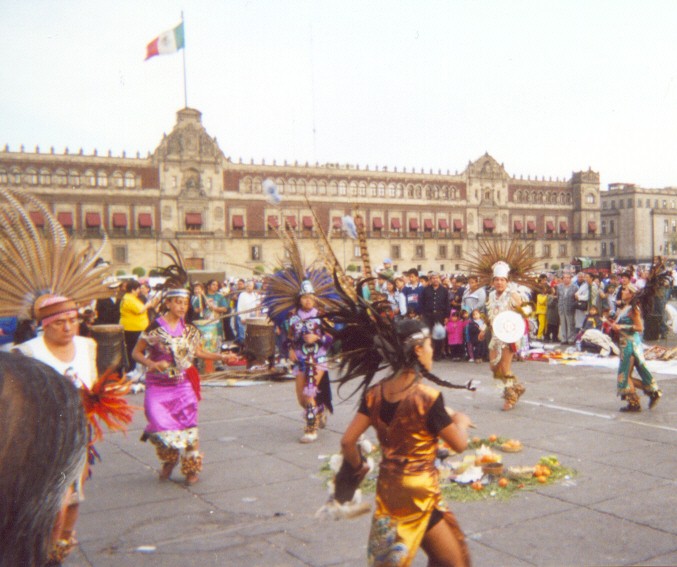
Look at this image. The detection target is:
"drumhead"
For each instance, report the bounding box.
[492,311,525,343]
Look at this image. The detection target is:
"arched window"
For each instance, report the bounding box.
[97,170,108,187]
[26,168,38,185]
[378,183,385,197]
[297,179,306,195]
[349,181,358,197]
[10,168,21,184]
[586,193,595,204]
[124,172,135,188]
[68,170,80,186]
[338,181,347,196]
[39,169,51,185]
[55,169,67,185]
[388,184,396,198]
[328,181,338,195]
[0,169,6,184]
[288,179,297,194]
[84,169,96,187]
[318,181,327,195]
[308,180,318,195]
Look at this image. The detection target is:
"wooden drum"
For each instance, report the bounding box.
[243,317,275,364]
[90,324,127,375]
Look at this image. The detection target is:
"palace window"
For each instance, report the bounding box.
[124,172,135,188]
[0,169,6,184]
[112,245,127,263]
[609,220,615,234]
[391,244,401,260]
[251,245,261,261]
[559,244,567,256]
[55,169,67,185]
[415,245,425,259]
[586,193,595,204]
[543,244,551,257]
[85,169,96,187]
[68,170,80,186]
[97,171,108,187]
[26,168,38,185]
[454,245,462,258]
[438,245,447,258]
[39,169,51,185]
[601,242,607,256]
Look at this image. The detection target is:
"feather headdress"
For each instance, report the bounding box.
[158,241,191,298]
[634,256,673,317]
[0,188,110,319]
[325,274,475,400]
[261,226,343,325]
[462,238,541,289]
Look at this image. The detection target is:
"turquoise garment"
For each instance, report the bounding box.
[615,307,658,396]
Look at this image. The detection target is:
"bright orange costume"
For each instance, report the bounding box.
[361,382,470,567]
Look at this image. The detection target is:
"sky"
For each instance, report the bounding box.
[2,0,677,191]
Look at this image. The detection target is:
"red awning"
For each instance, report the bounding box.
[268,215,279,229]
[85,212,101,227]
[285,215,297,229]
[302,216,313,229]
[527,221,536,232]
[409,218,419,231]
[186,212,202,225]
[588,220,597,232]
[546,221,555,232]
[513,220,523,232]
[332,216,342,229]
[112,213,127,228]
[138,213,153,228]
[372,217,383,229]
[232,214,244,229]
[483,218,495,230]
[560,221,568,233]
[423,219,434,231]
[438,219,449,230]
[453,219,463,231]
[57,212,73,227]
[29,211,45,227]
[391,218,401,229]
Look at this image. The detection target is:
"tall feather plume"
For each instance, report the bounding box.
[160,241,189,290]
[262,223,343,325]
[0,188,110,319]
[305,197,358,302]
[462,238,541,289]
[353,207,376,296]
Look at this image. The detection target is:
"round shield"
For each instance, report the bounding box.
[492,311,525,343]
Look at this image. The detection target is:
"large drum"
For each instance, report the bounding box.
[244,317,275,365]
[90,324,127,375]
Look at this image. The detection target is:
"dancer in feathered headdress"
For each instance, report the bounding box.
[133,243,236,485]
[0,188,131,563]
[261,227,343,443]
[463,238,539,411]
[321,267,475,566]
[609,256,668,412]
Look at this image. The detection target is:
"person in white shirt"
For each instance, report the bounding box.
[235,280,261,342]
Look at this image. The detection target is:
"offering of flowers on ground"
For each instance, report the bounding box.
[320,433,576,504]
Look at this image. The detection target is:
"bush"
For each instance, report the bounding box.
[346,264,359,272]
[148,268,163,277]
[132,266,146,277]
[550,263,560,271]
[253,265,265,275]
[115,269,127,276]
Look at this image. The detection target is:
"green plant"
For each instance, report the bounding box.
[132,266,146,277]
[253,265,265,275]
[115,269,127,276]
[148,268,163,277]
[550,263,560,271]
[347,264,358,272]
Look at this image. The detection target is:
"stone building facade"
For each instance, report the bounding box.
[600,183,677,264]
[1,107,602,277]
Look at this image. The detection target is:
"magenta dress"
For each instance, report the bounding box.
[141,317,203,449]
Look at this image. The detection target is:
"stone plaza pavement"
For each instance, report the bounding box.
[65,344,677,567]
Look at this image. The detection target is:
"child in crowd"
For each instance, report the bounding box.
[467,308,487,363]
[445,310,466,360]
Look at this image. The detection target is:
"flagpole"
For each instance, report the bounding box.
[182,11,188,108]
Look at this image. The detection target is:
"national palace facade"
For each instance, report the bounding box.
[0,107,614,277]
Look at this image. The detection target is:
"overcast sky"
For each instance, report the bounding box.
[2,0,677,190]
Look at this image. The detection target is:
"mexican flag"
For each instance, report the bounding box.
[145,22,185,60]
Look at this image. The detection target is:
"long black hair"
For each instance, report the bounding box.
[0,353,87,567]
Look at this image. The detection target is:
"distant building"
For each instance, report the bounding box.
[0,107,602,277]
[600,183,677,264]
